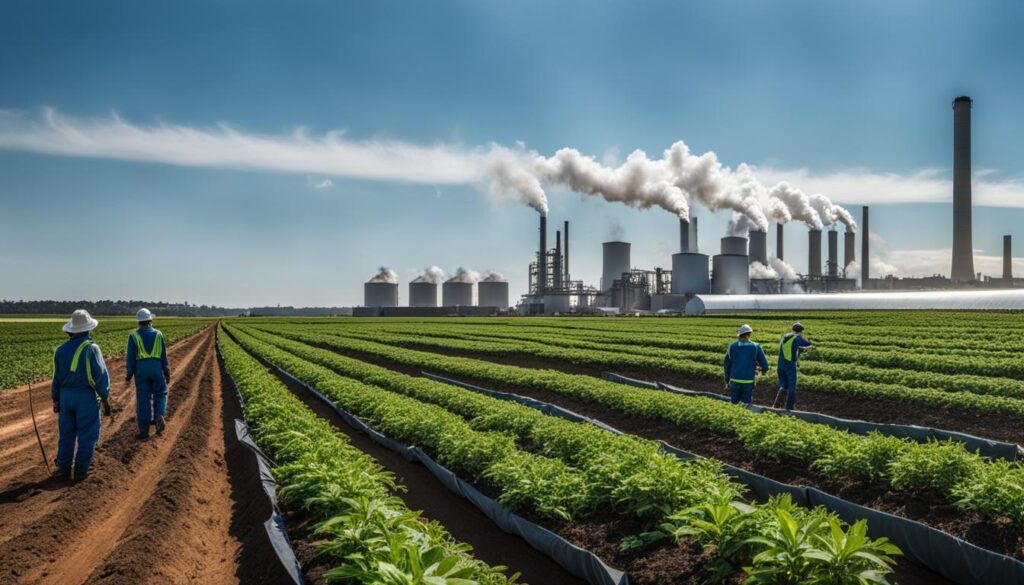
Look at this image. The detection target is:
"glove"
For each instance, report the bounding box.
[101,399,112,417]
[53,400,60,413]
[163,370,171,383]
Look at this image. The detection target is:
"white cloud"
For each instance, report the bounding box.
[753,166,1024,208]
[854,232,1022,279]
[309,178,333,189]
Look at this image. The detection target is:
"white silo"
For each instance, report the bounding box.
[478,273,509,308]
[442,267,477,306]
[712,238,749,294]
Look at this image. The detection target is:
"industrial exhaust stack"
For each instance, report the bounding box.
[776,223,784,261]
[808,229,822,276]
[1005,235,1014,280]
[844,229,855,270]
[827,230,839,277]
[538,215,547,295]
[861,206,870,286]
[951,96,975,281]
[679,218,690,253]
[749,229,768,265]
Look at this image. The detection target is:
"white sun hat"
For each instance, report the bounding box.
[737,324,753,336]
[136,308,154,322]
[63,309,99,334]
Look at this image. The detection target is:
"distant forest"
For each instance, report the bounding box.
[0,300,353,317]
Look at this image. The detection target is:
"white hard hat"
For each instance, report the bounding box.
[737,324,753,336]
[136,308,154,322]
[63,309,99,334]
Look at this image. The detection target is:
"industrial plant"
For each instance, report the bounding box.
[358,95,1023,316]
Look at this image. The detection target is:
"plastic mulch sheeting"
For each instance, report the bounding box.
[270,366,629,585]
[428,371,1024,585]
[601,372,1023,461]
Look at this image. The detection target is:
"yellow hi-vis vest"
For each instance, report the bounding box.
[130,331,164,360]
[780,334,798,362]
[68,340,97,390]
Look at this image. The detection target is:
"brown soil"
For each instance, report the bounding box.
[0,327,291,585]
[319,344,958,585]
[393,341,1024,446]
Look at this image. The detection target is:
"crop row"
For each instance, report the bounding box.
[250,323,1024,528]
[228,322,903,583]
[295,324,1024,418]
[217,327,518,583]
[0,318,213,391]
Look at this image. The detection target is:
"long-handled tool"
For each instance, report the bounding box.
[771,388,785,409]
[28,382,52,474]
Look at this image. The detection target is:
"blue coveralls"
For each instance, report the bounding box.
[51,333,110,477]
[125,327,170,435]
[723,339,770,405]
[777,332,813,410]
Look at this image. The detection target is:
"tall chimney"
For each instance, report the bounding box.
[844,229,855,270]
[861,206,870,287]
[1005,235,1013,280]
[538,215,547,295]
[679,219,690,253]
[808,229,822,276]
[689,216,699,253]
[776,223,784,260]
[749,230,768,265]
[951,96,975,281]
[564,220,570,282]
[554,230,562,290]
[827,230,839,277]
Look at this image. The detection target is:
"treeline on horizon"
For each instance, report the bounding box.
[0,300,352,317]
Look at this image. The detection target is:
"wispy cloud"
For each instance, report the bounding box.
[308,177,333,189]
[753,166,1024,208]
[857,232,1022,278]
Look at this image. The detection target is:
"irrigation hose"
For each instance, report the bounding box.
[28,382,52,475]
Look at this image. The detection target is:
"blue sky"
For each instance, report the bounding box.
[2,0,1023,306]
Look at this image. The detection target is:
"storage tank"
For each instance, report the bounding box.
[478,274,509,308]
[442,281,473,306]
[408,281,438,307]
[808,229,822,276]
[712,255,750,294]
[602,242,631,292]
[749,230,768,265]
[672,252,711,294]
[364,282,398,307]
[721,236,748,256]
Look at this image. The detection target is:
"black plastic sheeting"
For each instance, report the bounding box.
[426,371,1024,585]
[601,371,1023,462]
[270,365,629,585]
[233,419,305,585]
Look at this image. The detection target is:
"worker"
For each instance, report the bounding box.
[125,308,170,440]
[777,322,815,411]
[52,310,112,480]
[723,323,770,405]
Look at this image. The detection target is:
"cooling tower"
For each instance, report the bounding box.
[712,255,750,294]
[1005,235,1013,280]
[602,241,631,292]
[808,229,822,276]
[749,230,768,266]
[364,282,398,307]
[828,230,839,277]
[671,252,710,294]
[951,96,975,281]
[442,281,473,306]
[776,223,784,261]
[844,230,855,269]
[408,282,438,307]
[861,206,870,285]
[720,236,748,256]
[478,281,509,308]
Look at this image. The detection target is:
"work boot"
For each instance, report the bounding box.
[52,468,71,481]
[137,431,150,441]
[73,472,88,483]
[155,416,166,434]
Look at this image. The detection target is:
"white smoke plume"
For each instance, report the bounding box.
[411,265,445,284]
[749,261,778,279]
[368,266,398,284]
[446,266,480,284]
[481,271,507,283]
[727,212,758,237]
[749,256,800,281]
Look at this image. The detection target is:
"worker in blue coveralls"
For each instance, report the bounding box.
[723,323,770,405]
[125,308,170,440]
[777,322,815,411]
[52,310,112,481]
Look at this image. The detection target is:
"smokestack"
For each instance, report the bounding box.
[827,230,839,277]
[776,223,784,261]
[564,220,570,282]
[538,215,547,295]
[861,206,870,286]
[808,229,822,276]
[554,230,562,289]
[1005,235,1013,280]
[679,219,690,253]
[844,229,855,270]
[951,96,975,281]
[689,216,699,253]
[749,230,768,265]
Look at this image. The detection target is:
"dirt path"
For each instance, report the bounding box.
[0,327,290,585]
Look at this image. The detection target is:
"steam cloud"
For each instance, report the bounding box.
[368,266,398,284]
[0,109,855,228]
[446,266,480,284]
[411,265,445,284]
[481,271,507,283]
